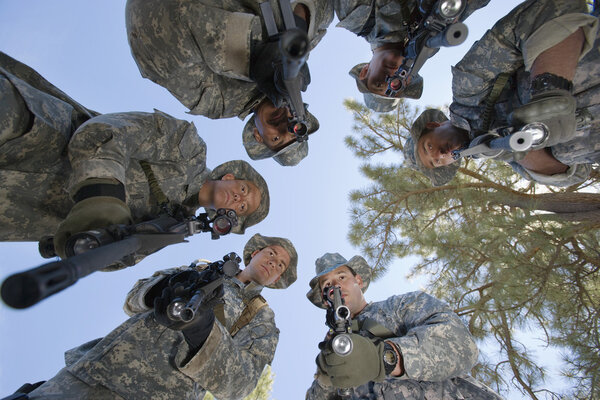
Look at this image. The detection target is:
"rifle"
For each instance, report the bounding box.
[260,0,310,141]
[1,209,238,309]
[166,252,241,323]
[385,0,469,96]
[451,122,549,160]
[322,285,354,398]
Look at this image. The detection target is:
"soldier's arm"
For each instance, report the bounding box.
[451,0,596,133]
[178,305,279,399]
[385,291,479,382]
[508,160,591,188]
[66,110,203,196]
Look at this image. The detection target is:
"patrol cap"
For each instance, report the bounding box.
[404,109,460,186]
[306,252,371,309]
[210,160,270,234]
[242,105,320,166]
[243,233,298,289]
[349,63,424,113]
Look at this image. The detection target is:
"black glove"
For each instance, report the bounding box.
[153,273,223,350]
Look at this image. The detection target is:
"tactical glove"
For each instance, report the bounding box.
[317,334,387,388]
[54,196,132,259]
[153,273,224,350]
[509,89,576,149]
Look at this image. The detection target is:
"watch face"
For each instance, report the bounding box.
[384,349,397,365]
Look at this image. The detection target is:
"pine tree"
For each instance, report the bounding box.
[344,98,600,399]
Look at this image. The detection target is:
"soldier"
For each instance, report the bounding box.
[404,0,599,187]
[126,0,334,166]
[0,52,270,261]
[305,253,503,399]
[339,0,490,112]
[8,233,298,400]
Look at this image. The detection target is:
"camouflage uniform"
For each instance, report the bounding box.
[126,0,333,120]
[449,0,599,186]
[29,234,298,400]
[306,291,503,400]
[0,52,268,242]
[305,253,502,400]
[27,277,273,400]
[0,51,98,241]
[338,0,490,110]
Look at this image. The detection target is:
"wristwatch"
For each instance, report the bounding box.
[382,342,398,375]
[530,72,573,95]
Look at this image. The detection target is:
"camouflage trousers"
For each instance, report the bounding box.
[28,368,123,400]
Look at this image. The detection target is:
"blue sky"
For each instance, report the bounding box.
[0,1,566,399]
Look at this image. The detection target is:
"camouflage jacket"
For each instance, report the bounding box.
[333,0,490,50]
[306,291,503,400]
[449,0,599,187]
[63,264,278,400]
[126,0,333,119]
[0,51,98,241]
[67,111,210,222]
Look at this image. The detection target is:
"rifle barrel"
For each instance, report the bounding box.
[1,236,142,309]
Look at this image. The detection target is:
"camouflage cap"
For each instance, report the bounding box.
[210,160,270,234]
[349,63,424,113]
[306,253,371,309]
[243,233,298,289]
[404,109,460,186]
[242,106,320,166]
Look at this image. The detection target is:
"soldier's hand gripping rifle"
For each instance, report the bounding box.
[0,209,238,309]
[451,122,550,161]
[386,0,469,96]
[322,285,354,398]
[164,252,241,324]
[260,0,310,141]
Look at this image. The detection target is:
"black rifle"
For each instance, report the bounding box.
[386,0,469,96]
[451,122,549,160]
[1,209,237,309]
[260,0,310,141]
[166,252,241,323]
[323,285,354,398]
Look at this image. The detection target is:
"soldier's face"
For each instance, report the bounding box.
[246,245,290,286]
[253,100,296,151]
[417,121,469,168]
[212,174,261,216]
[318,266,366,316]
[360,48,404,96]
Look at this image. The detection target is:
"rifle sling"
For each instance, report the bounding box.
[213,295,268,337]
[139,160,173,214]
[480,73,510,133]
[194,263,269,337]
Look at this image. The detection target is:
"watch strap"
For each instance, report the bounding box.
[531,72,573,95]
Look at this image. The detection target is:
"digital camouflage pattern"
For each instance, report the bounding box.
[447,0,599,186]
[0,52,98,241]
[403,109,461,186]
[0,53,270,242]
[29,268,278,400]
[243,233,298,289]
[306,291,504,400]
[348,63,423,113]
[209,160,270,234]
[242,106,319,166]
[336,0,490,109]
[306,252,371,308]
[126,0,333,164]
